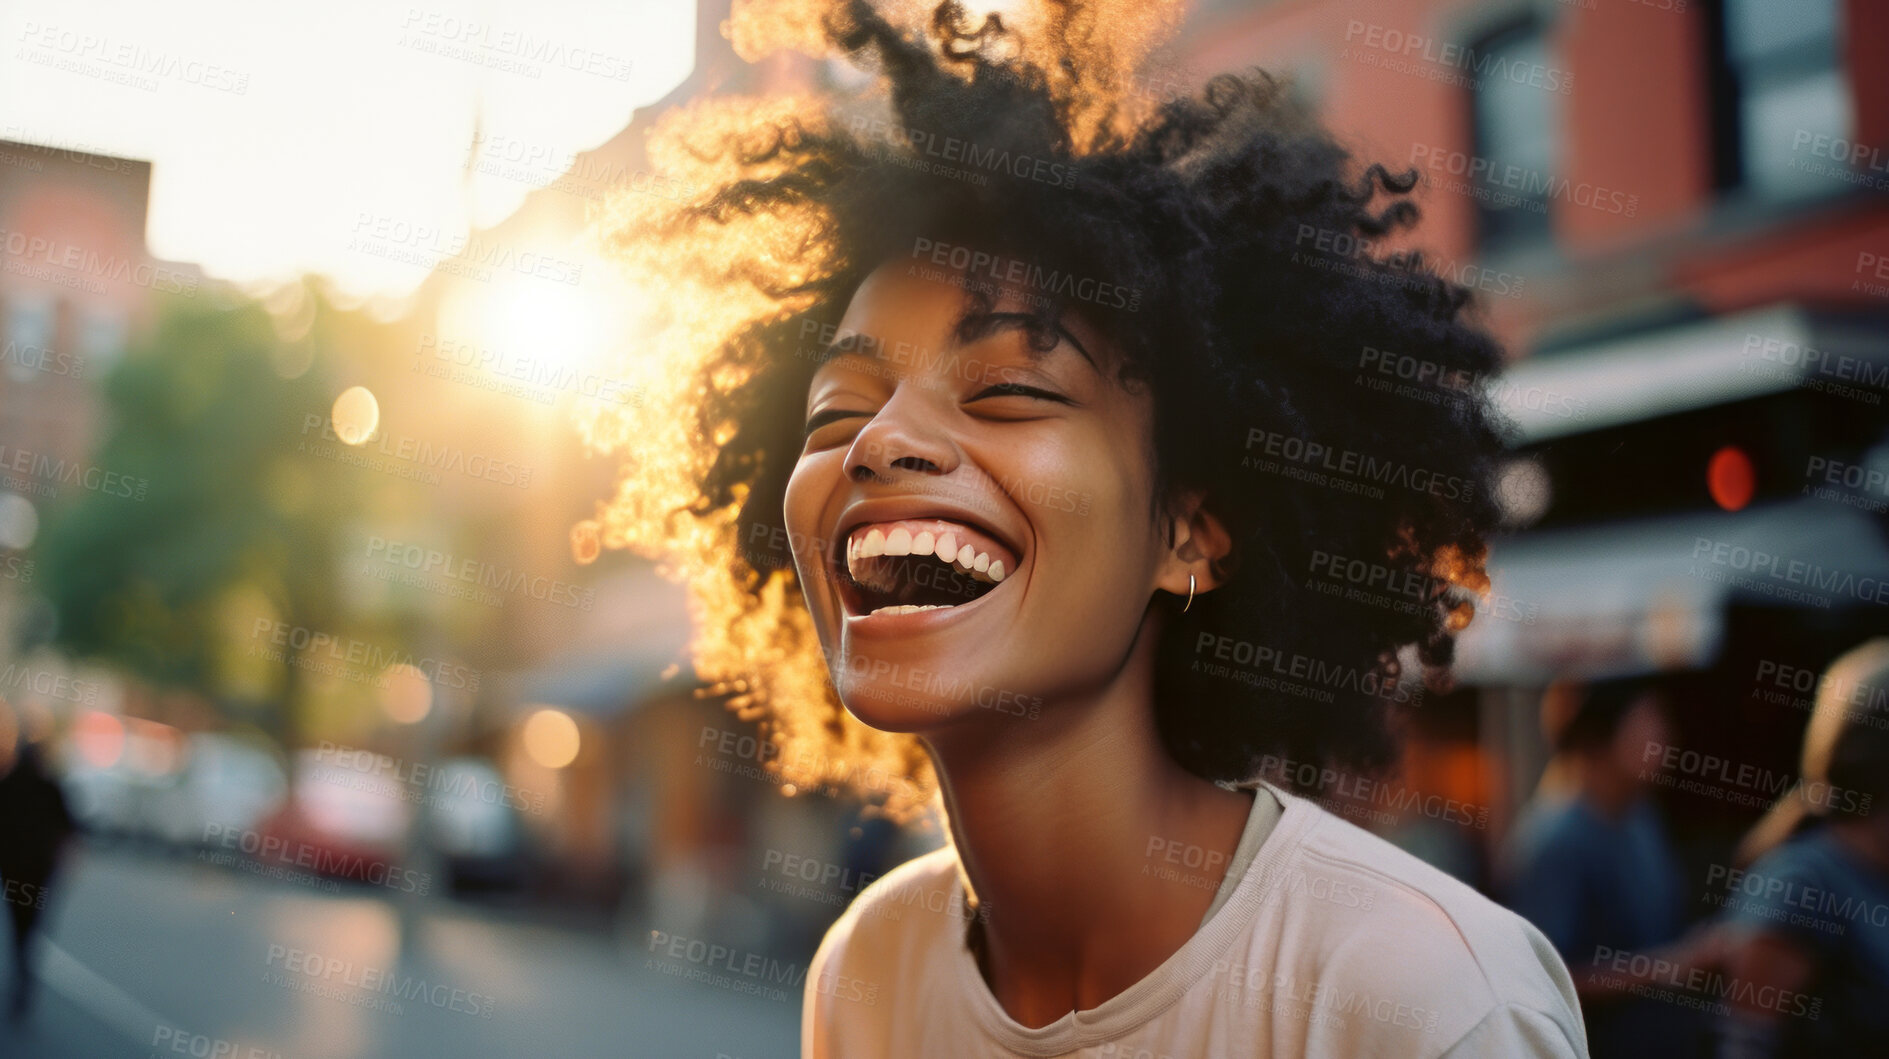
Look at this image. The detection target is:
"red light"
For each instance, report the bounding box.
[1708,446,1755,511]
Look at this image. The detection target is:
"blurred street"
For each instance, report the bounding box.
[1,0,1886,1053]
[0,842,798,1059]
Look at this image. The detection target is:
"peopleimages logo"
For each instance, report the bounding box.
[264,944,494,1018]
[0,663,100,704]
[0,555,31,584]
[1243,427,1474,501]
[908,238,1140,312]
[203,822,431,894]
[151,1024,283,1059]
[248,618,481,691]
[758,846,991,925]
[314,741,548,815]
[848,116,1079,190]
[1589,944,1821,1021]
[1704,862,1889,933]
[1260,754,1488,830]
[365,535,595,611]
[1293,224,1528,299]
[16,22,251,95]
[1193,633,1422,706]
[1407,145,1639,217]
[1343,20,1573,95]
[1641,740,1873,814]
[1791,130,1889,177]
[1690,537,1889,608]
[396,8,634,81]
[1802,456,1889,515]
[414,334,643,407]
[1356,344,1587,422]
[2,877,48,911]
[2,339,83,378]
[0,229,199,294]
[644,930,883,1007]
[814,643,1045,720]
[1751,658,1889,731]
[694,723,929,804]
[348,213,583,286]
[299,414,534,489]
[1208,962,1441,1033]
[0,443,150,501]
[1740,332,1888,405]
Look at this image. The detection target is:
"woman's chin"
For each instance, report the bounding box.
[835,671,1045,734]
[836,679,968,733]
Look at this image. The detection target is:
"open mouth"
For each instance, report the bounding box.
[832,518,1022,618]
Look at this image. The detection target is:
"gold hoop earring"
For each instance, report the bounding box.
[1182,572,1196,613]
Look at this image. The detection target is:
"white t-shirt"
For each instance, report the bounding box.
[801,780,1588,1058]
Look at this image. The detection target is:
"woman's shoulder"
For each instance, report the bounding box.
[1251,785,1585,1043]
[810,844,969,977]
[802,846,969,1056]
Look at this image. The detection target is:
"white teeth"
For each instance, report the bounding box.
[884,527,912,555]
[869,604,953,616]
[842,522,1021,593]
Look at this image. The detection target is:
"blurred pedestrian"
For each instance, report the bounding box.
[0,701,77,1022]
[1713,638,1889,1058]
[1500,678,1695,1055]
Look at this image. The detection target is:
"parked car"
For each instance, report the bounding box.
[422,757,529,893]
[61,712,186,844]
[149,733,288,848]
[253,748,414,885]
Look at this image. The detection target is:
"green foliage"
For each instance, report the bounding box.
[36,286,364,713]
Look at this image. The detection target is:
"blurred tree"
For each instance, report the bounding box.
[36,283,376,744]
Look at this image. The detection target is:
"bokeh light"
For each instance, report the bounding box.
[330,385,380,445]
[1708,445,1756,511]
[1494,458,1552,527]
[521,707,581,768]
[0,492,39,550]
[379,663,434,724]
[72,710,126,769]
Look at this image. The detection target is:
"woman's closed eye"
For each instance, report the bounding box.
[804,407,870,438]
[967,382,1071,404]
[804,384,1071,437]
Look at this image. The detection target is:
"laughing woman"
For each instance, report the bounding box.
[587,1,1585,1056]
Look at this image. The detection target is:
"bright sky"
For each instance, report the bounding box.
[0,0,695,300]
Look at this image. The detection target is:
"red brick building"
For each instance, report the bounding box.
[1167,0,1889,870]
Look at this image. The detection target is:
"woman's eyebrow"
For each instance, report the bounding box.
[810,314,1097,373]
[956,311,1098,370]
[812,330,888,367]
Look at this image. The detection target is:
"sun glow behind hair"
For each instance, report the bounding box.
[0,0,695,302]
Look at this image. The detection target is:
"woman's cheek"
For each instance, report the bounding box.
[781,461,830,595]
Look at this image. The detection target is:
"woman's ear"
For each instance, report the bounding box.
[1160,490,1233,596]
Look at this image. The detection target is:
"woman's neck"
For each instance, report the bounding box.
[919,615,1256,1028]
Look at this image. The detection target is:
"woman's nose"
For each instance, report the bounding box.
[845,387,959,483]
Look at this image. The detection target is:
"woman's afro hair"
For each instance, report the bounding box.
[581,0,1512,818]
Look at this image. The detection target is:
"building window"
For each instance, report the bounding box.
[79,305,127,366]
[1710,0,1850,200]
[3,296,56,384]
[1470,18,1559,251]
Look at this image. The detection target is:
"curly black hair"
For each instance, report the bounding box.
[589,0,1510,810]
